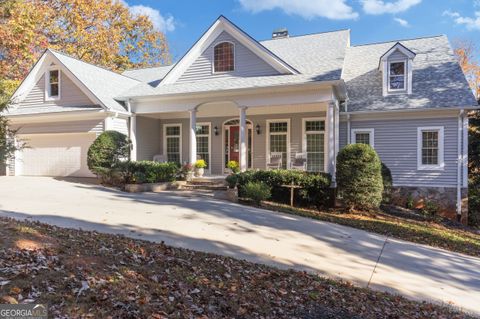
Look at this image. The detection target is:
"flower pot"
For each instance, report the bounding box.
[195,167,204,177]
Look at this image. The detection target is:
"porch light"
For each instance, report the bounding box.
[256,124,261,135]
[214,126,219,136]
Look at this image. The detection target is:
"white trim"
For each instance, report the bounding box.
[163,123,183,164]
[351,128,375,148]
[45,69,61,101]
[301,117,327,172]
[462,115,469,188]
[417,126,444,171]
[387,60,407,93]
[266,119,291,169]
[212,41,235,74]
[379,43,416,64]
[160,16,297,85]
[221,118,253,174]
[195,122,212,174]
[392,183,456,188]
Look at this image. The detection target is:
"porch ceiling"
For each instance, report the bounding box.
[140,102,328,119]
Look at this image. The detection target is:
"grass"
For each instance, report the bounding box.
[0,217,474,319]
[253,200,480,258]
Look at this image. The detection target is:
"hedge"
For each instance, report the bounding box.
[117,161,179,184]
[235,170,333,208]
[87,131,130,174]
[336,144,383,211]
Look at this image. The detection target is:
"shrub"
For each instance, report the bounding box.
[87,131,130,178]
[242,181,271,204]
[336,144,383,211]
[469,183,480,227]
[381,162,393,203]
[236,169,332,208]
[118,161,179,184]
[227,160,240,174]
[194,159,207,169]
[225,174,238,189]
[421,200,438,217]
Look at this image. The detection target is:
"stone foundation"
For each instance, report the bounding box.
[390,186,468,223]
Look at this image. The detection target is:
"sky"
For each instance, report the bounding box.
[122,0,480,62]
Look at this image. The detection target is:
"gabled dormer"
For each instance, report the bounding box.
[160,16,298,85]
[379,42,416,96]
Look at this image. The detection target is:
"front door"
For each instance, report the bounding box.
[229,126,240,163]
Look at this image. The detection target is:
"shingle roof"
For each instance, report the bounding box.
[118,30,350,98]
[342,35,478,112]
[49,50,140,113]
[122,64,175,86]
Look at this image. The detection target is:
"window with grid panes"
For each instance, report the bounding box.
[421,131,439,165]
[269,121,288,169]
[355,133,371,145]
[165,125,181,163]
[304,120,325,172]
[196,124,210,168]
[214,42,234,72]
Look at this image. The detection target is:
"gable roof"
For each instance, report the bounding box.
[159,15,299,85]
[118,29,350,98]
[342,35,478,112]
[122,64,175,86]
[9,49,140,115]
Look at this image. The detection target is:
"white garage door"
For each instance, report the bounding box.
[17,133,96,177]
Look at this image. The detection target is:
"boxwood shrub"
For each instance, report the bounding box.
[336,144,383,211]
[117,161,179,184]
[236,169,333,208]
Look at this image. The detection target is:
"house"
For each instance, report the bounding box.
[4,16,478,221]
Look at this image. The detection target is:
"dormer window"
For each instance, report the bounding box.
[379,42,415,96]
[388,61,406,91]
[46,70,60,100]
[214,42,234,73]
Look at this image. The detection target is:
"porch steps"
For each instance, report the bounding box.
[178,176,228,192]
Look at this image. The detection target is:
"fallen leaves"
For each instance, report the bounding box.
[0,217,474,319]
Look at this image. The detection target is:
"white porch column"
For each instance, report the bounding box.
[129,114,137,161]
[239,106,248,172]
[189,109,197,164]
[326,102,336,182]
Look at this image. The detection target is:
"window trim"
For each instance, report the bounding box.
[417,126,444,171]
[266,119,291,169]
[195,122,211,173]
[163,123,182,164]
[302,117,327,172]
[351,128,375,148]
[387,60,407,93]
[45,69,61,101]
[212,41,235,74]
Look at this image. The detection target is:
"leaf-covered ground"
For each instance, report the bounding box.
[0,217,474,319]
[254,201,480,258]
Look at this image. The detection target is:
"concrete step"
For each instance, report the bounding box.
[191,177,226,184]
[181,184,228,191]
[169,189,229,200]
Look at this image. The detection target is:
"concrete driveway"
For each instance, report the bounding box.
[0,177,479,315]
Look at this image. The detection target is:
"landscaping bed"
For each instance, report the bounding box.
[0,217,472,319]
[252,201,480,258]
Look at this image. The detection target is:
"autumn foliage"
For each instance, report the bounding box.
[0,0,171,89]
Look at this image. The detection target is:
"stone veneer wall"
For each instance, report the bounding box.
[390,186,468,223]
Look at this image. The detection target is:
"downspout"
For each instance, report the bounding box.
[457,109,464,220]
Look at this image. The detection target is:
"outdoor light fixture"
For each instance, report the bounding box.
[214,126,219,136]
[256,124,261,135]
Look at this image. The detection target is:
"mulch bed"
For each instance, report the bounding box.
[0,217,474,319]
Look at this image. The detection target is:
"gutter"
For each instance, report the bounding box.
[457,109,464,220]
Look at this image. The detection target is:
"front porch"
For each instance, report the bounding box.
[128,85,341,177]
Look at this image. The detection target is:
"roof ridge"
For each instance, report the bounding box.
[47,49,141,82]
[260,28,350,43]
[352,34,445,47]
[123,63,175,72]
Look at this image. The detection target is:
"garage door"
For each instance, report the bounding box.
[17,133,96,177]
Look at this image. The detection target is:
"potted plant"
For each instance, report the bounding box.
[180,163,194,181]
[227,160,240,174]
[194,159,207,177]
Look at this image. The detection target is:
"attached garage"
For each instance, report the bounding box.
[16,133,97,177]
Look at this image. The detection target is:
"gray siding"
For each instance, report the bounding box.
[13,119,104,135]
[388,49,408,61]
[18,71,95,109]
[177,31,280,83]
[339,120,348,149]
[111,118,129,136]
[136,116,161,161]
[343,117,459,187]
[157,112,326,175]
